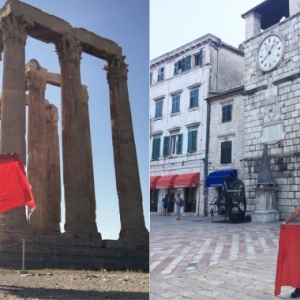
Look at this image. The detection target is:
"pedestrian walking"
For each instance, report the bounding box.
[162,194,169,216]
[279,207,300,298]
[175,193,184,220]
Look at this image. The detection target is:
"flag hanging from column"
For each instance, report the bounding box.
[274,224,300,296]
[0,154,36,214]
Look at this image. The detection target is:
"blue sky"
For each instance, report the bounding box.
[150,0,264,60]
[0,0,149,240]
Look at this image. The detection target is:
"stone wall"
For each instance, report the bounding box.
[207,88,246,204]
[243,12,300,220]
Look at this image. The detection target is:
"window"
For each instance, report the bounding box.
[222,104,232,122]
[174,55,191,75]
[155,99,163,118]
[189,89,199,108]
[187,130,197,153]
[220,141,232,164]
[170,133,183,155]
[157,67,164,82]
[162,134,183,157]
[150,72,152,86]
[194,48,203,67]
[152,137,161,159]
[171,94,180,114]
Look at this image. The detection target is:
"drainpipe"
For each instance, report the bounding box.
[202,40,220,217]
[202,98,211,217]
[216,43,219,92]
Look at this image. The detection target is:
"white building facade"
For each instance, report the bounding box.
[150,34,244,216]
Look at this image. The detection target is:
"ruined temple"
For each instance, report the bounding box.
[0,0,148,270]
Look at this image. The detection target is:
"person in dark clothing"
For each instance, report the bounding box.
[162,194,169,216]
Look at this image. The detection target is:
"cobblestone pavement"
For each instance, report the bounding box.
[150,214,293,299]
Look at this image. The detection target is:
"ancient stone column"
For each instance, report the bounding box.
[81,86,97,232]
[45,103,61,234]
[25,59,49,234]
[55,34,98,236]
[104,56,149,245]
[0,14,33,230]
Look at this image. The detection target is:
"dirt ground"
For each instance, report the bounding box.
[0,269,149,299]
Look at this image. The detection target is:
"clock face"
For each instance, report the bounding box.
[257,33,285,72]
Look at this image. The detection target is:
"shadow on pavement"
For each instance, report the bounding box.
[0,285,149,299]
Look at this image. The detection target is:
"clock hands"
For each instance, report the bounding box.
[261,40,277,64]
[257,33,284,72]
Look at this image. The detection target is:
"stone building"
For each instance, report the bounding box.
[150,34,244,216]
[241,0,300,222]
[205,85,251,213]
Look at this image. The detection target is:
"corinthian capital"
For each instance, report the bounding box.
[25,70,46,92]
[0,14,33,43]
[55,33,82,66]
[104,56,128,86]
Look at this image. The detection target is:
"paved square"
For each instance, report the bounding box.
[150,214,294,299]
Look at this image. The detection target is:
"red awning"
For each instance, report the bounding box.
[173,172,200,188]
[156,174,178,189]
[150,175,161,189]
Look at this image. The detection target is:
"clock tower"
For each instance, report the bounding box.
[242,0,300,222]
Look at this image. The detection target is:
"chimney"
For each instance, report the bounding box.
[244,11,262,40]
[289,0,300,16]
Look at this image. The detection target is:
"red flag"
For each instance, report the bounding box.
[0,155,36,214]
[274,225,300,296]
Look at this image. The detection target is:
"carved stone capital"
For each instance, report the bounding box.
[25,70,47,92]
[0,14,33,43]
[25,59,47,92]
[45,104,59,123]
[104,56,128,86]
[55,33,82,66]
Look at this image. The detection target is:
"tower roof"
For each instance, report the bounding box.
[241,0,289,30]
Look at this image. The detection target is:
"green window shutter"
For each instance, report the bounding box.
[199,48,203,66]
[181,57,186,71]
[187,130,197,153]
[222,106,226,122]
[186,55,191,70]
[163,136,170,157]
[176,134,183,155]
[174,62,178,75]
[220,141,232,164]
[152,138,161,159]
[222,104,232,122]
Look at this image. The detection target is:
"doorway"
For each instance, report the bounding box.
[184,188,197,212]
[150,189,159,212]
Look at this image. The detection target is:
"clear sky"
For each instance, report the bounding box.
[150,0,265,60]
[0,0,149,240]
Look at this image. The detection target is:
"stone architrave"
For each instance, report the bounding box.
[104,57,149,245]
[45,103,61,234]
[81,86,97,232]
[0,14,33,230]
[26,59,50,234]
[55,34,99,236]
